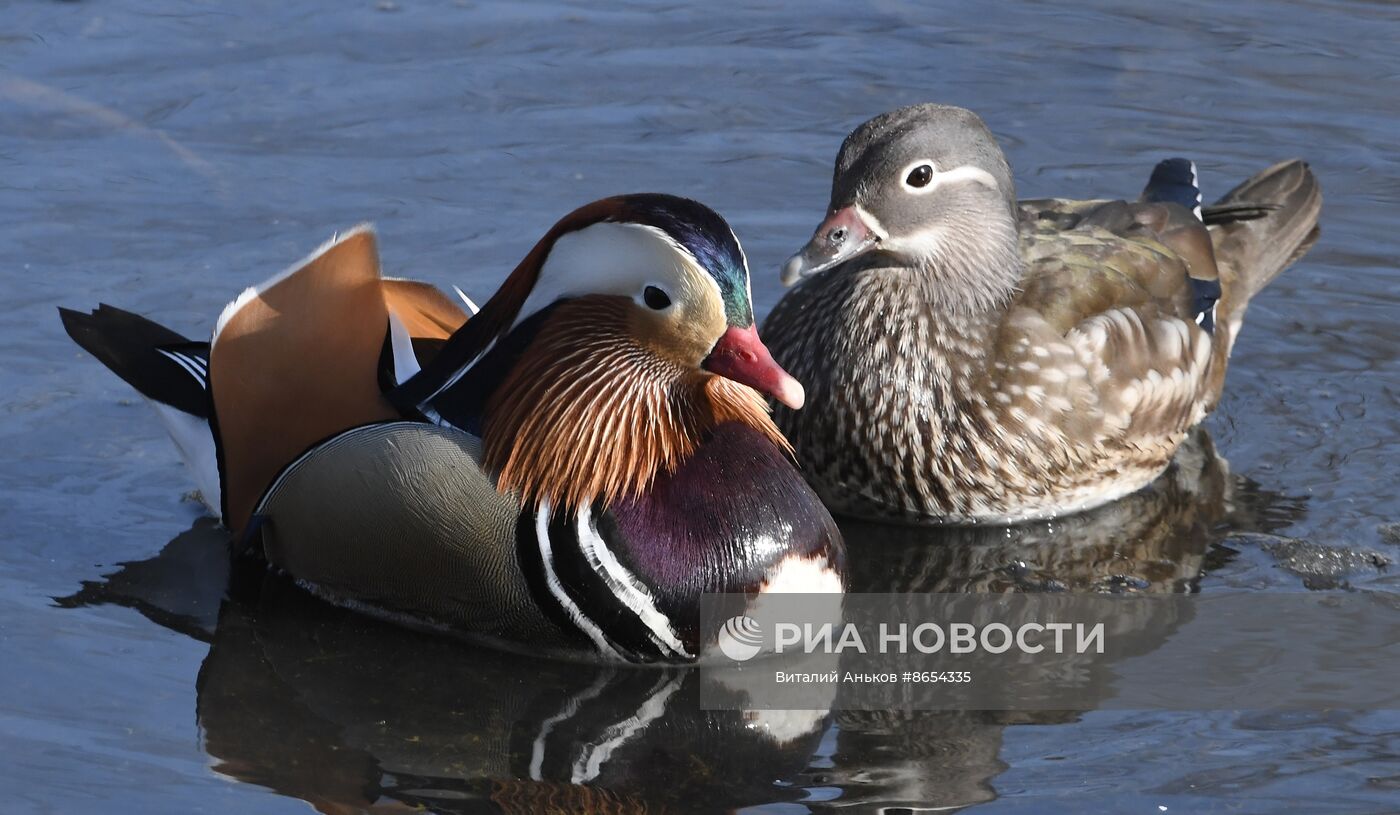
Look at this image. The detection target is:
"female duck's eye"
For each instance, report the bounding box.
[906,164,934,188]
[643,285,672,310]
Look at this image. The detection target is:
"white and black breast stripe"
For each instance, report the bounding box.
[574,510,691,660]
[532,500,625,661]
[528,502,689,663]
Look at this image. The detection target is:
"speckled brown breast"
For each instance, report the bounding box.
[764,208,1228,524]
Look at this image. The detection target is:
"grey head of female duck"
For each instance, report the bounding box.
[781,103,1024,314]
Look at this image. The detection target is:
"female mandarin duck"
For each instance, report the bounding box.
[764,103,1321,524]
[61,193,844,663]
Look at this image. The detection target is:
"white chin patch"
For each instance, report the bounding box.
[758,554,843,595]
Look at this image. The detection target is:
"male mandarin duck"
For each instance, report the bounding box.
[764,103,1321,524]
[61,193,845,663]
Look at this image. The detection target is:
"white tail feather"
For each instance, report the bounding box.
[147,399,221,519]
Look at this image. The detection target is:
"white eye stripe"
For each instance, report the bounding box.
[517,221,718,330]
[898,158,1000,195]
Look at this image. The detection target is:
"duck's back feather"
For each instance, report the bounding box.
[1013,159,1319,425]
[1016,199,1202,331]
[1006,202,1220,453]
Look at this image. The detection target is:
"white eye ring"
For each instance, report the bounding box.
[900,158,940,193]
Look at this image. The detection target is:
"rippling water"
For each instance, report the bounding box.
[2,1,1398,812]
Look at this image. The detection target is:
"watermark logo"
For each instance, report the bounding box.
[717,615,763,662]
[700,593,1400,712]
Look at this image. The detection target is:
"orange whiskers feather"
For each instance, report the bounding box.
[483,298,789,511]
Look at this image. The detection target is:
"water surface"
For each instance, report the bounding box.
[2,1,1398,812]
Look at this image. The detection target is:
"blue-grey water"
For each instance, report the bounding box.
[3,1,1399,812]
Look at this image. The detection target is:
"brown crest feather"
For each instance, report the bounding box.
[482,297,790,511]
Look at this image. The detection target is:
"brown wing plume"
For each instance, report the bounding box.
[210,228,399,535]
[382,278,469,340]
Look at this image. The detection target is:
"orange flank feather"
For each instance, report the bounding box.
[382,278,469,340]
[211,230,470,535]
[483,296,789,512]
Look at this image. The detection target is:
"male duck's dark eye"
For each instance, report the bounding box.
[906,164,934,188]
[643,285,672,310]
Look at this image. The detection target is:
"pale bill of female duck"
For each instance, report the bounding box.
[62,193,845,663]
[764,103,1321,525]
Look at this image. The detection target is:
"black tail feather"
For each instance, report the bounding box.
[1201,202,1281,225]
[59,304,211,418]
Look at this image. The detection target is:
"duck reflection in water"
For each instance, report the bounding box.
[800,428,1304,812]
[59,428,1302,813]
